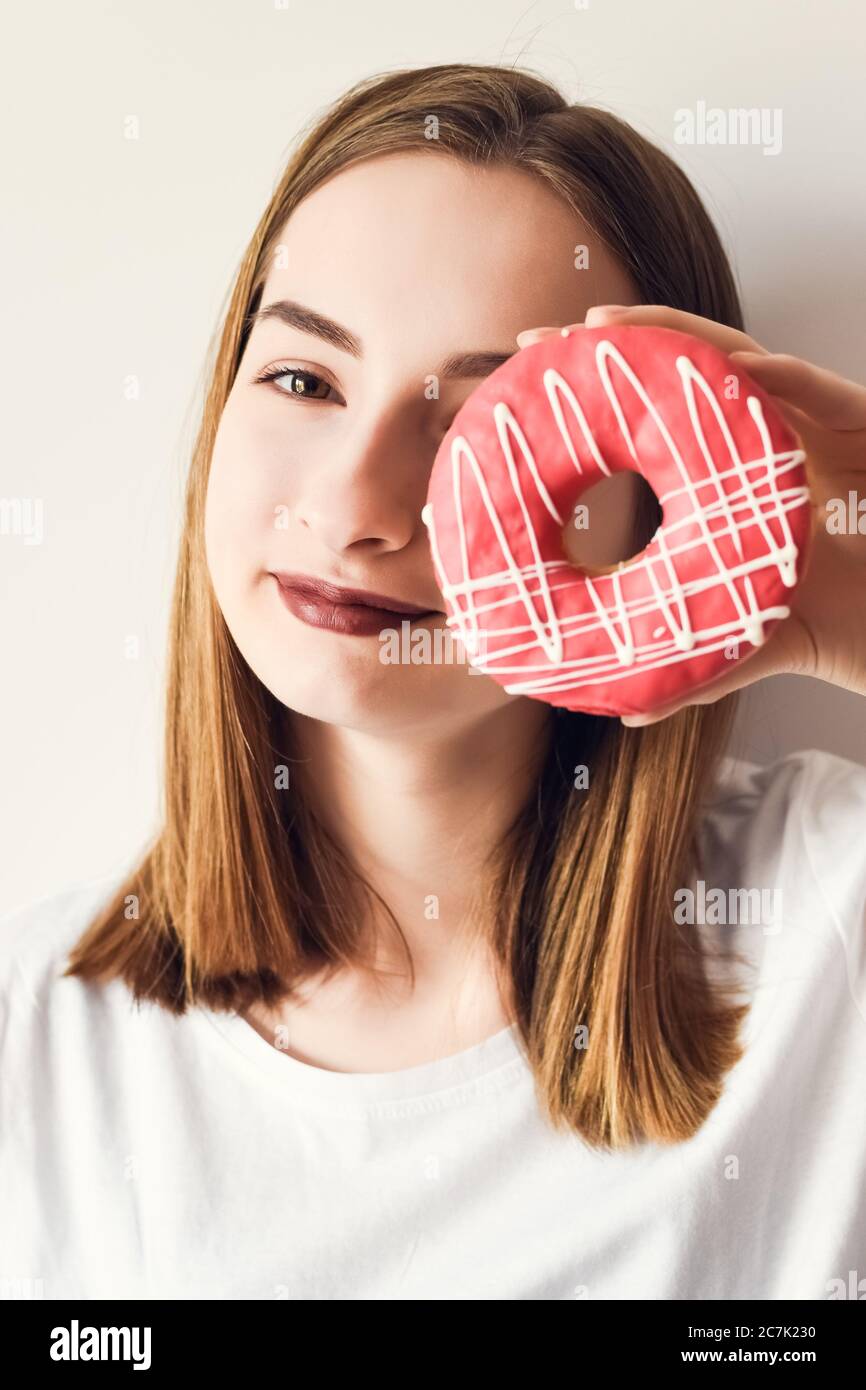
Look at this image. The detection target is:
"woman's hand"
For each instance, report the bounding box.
[516,304,866,725]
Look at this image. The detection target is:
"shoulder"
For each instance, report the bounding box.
[708,743,866,810]
[0,873,125,995]
[702,745,866,885]
[0,874,132,1083]
[699,746,866,996]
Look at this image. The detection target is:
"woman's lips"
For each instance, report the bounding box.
[273,577,439,636]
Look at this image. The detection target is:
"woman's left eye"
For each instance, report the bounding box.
[254,365,338,401]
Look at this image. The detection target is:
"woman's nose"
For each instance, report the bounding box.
[292,411,434,556]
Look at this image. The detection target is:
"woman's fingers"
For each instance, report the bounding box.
[729,351,866,433]
[516,304,768,358]
[620,701,685,727]
[583,304,769,358]
[515,325,576,347]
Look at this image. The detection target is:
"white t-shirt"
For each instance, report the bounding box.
[1,747,865,1302]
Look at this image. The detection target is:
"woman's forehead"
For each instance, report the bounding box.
[259,151,634,346]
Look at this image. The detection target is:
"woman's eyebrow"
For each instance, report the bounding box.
[253,299,516,378]
[255,299,362,357]
[437,349,515,379]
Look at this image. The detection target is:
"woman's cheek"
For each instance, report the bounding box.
[205,402,289,580]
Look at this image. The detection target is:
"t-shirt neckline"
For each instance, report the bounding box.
[196,1006,528,1112]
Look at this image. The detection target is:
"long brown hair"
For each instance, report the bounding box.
[65,62,750,1149]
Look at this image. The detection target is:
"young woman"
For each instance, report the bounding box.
[2,63,865,1302]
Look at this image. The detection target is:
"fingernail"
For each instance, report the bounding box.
[516,326,557,344]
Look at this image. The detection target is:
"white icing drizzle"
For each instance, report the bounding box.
[422,337,810,697]
[543,368,613,479]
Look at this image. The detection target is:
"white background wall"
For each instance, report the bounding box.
[1,0,864,911]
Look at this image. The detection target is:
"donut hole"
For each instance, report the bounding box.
[562,472,662,576]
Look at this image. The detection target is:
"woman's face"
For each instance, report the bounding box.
[204,151,637,735]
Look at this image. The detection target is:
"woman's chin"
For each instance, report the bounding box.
[269,657,507,732]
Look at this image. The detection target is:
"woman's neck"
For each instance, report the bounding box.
[290,699,553,978]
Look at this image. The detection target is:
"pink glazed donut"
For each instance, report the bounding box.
[421,324,812,717]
